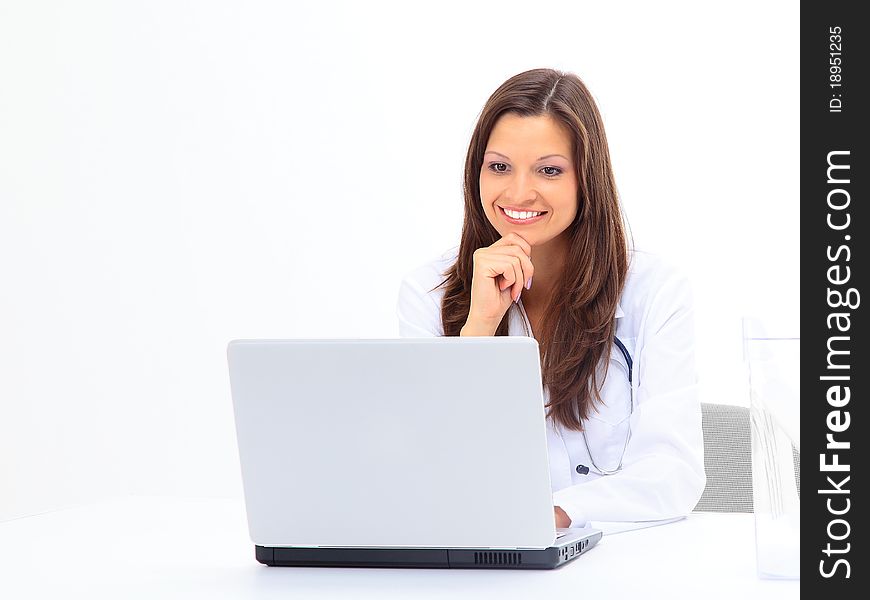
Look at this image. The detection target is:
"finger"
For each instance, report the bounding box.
[489,254,524,302]
[488,248,534,293]
[478,248,532,299]
[491,232,532,258]
[491,256,517,293]
[475,251,512,293]
[509,255,525,302]
[505,232,533,257]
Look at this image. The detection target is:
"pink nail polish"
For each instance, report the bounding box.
[526,277,532,290]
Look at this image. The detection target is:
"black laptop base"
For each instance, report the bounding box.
[255,531,601,570]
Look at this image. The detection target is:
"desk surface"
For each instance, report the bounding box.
[0,497,798,599]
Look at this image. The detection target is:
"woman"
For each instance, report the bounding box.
[396,68,705,529]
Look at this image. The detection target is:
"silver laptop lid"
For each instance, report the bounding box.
[228,337,556,549]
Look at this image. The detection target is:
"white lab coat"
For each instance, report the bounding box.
[395,245,706,530]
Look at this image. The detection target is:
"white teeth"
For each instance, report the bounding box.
[504,209,543,220]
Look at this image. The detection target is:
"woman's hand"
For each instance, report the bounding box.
[554,506,571,528]
[463,232,534,334]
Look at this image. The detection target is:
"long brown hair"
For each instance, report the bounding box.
[434,68,633,431]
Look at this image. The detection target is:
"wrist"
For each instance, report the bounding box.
[460,317,499,336]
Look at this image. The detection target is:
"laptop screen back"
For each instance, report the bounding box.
[228,338,556,549]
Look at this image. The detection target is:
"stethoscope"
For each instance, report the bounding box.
[578,336,634,476]
[516,302,634,476]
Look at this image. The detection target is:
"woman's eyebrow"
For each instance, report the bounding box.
[484,150,569,161]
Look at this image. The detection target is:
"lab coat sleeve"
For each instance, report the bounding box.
[553,268,706,527]
[395,274,444,337]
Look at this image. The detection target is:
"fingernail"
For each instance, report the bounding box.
[514,290,520,304]
[526,277,532,290]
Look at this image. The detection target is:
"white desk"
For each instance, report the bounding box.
[0,497,798,599]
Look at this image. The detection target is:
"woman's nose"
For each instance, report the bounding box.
[506,172,537,202]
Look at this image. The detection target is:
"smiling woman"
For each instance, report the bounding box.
[439,69,629,431]
[481,113,578,249]
[395,68,705,531]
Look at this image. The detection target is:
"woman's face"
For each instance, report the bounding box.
[480,113,578,247]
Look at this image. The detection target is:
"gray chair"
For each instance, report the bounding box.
[693,402,800,513]
[694,402,754,512]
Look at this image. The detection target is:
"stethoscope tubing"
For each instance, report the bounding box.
[580,335,633,476]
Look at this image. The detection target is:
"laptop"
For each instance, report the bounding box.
[227,337,602,569]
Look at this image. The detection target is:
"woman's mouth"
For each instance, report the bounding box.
[499,206,547,225]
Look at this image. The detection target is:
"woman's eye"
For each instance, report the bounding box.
[488,163,562,177]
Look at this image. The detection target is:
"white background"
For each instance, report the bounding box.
[0,0,799,522]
